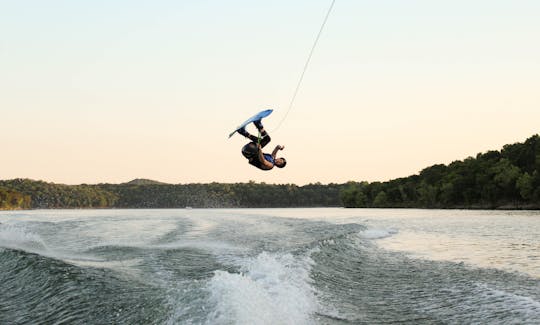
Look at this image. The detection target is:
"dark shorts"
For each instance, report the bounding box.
[241,134,271,159]
[244,133,271,148]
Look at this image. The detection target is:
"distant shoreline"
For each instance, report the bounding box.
[2,205,540,212]
[2,134,540,211]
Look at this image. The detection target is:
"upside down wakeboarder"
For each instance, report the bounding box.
[227,0,336,170]
[229,109,286,171]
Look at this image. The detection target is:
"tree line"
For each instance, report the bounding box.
[1,134,539,210]
[341,134,540,209]
[0,187,31,210]
[0,179,344,209]
[0,179,118,209]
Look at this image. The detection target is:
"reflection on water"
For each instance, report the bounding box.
[378,231,540,277]
[352,209,540,278]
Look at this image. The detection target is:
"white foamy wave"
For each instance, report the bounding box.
[206,252,318,325]
[0,225,48,252]
[358,228,398,239]
[0,224,105,266]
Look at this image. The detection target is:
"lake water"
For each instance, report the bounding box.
[1,208,539,324]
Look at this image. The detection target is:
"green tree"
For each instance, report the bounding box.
[516,172,533,201]
[417,181,438,208]
[491,158,521,201]
[373,191,389,207]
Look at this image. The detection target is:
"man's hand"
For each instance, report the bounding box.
[271,145,284,158]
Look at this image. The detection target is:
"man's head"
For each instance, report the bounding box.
[274,157,287,168]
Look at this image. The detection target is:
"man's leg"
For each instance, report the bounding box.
[238,127,259,143]
[253,120,271,148]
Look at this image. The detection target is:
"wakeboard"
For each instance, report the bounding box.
[228,109,273,138]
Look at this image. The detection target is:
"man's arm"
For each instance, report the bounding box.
[257,144,274,169]
[271,145,284,158]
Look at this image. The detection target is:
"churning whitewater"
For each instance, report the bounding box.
[0,209,539,324]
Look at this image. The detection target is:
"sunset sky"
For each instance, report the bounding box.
[2,1,539,185]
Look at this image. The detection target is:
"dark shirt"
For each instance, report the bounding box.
[249,153,274,170]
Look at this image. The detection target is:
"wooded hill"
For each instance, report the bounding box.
[1,134,539,210]
[341,134,540,209]
[0,179,343,209]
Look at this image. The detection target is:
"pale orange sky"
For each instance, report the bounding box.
[1,1,539,185]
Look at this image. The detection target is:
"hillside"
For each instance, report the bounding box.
[341,134,540,209]
[1,134,539,210]
[123,179,169,186]
[0,180,342,209]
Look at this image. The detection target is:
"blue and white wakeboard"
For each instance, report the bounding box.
[228,109,273,138]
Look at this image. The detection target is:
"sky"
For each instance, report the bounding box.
[1,0,539,185]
